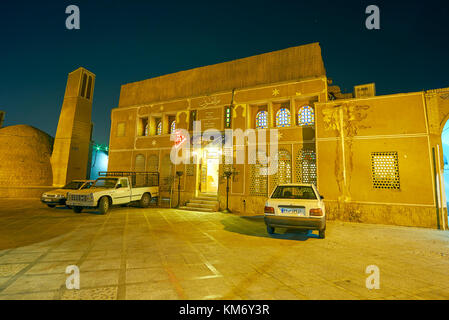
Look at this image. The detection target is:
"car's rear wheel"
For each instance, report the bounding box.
[73,206,83,213]
[140,193,151,208]
[47,204,56,208]
[319,229,326,239]
[98,197,110,214]
[266,225,275,234]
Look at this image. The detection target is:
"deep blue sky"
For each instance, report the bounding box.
[1,0,448,145]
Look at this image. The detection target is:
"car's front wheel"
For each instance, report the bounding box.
[319,229,326,239]
[98,197,110,214]
[266,225,275,234]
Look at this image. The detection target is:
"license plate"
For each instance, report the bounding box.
[43,199,51,202]
[280,207,305,215]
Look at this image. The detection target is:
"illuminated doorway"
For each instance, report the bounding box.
[200,148,219,194]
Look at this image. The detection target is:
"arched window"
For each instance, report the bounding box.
[275,108,291,127]
[255,111,268,129]
[156,121,162,135]
[170,120,176,133]
[298,105,314,126]
[144,124,150,136]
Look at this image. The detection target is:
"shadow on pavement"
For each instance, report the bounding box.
[0,199,111,250]
[220,215,318,241]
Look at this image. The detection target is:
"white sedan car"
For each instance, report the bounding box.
[264,183,326,238]
[41,180,94,208]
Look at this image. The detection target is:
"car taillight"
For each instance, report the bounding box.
[309,208,323,216]
[264,206,275,214]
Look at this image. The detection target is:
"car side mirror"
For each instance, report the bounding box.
[320,195,324,199]
[116,184,122,189]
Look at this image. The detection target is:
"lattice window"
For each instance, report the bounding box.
[371,152,400,189]
[271,149,292,192]
[296,149,317,185]
[298,105,314,126]
[256,111,268,129]
[249,152,268,196]
[275,108,291,127]
[156,121,162,135]
[250,164,268,196]
[170,121,176,134]
[186,164,195,176]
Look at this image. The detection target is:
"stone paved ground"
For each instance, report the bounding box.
[0,199,448,300]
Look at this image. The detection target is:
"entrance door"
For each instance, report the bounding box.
[200,149,219,194]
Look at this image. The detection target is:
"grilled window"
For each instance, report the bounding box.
[249,152,268,196]
[296,149,317,185]
[371,152,400,189]
[271,149,292,193]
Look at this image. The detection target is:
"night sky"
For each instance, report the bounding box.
[1,0,448,145]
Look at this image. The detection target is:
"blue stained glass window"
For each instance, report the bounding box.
[256,111,268,129]
[156,121,162,135]
[145,124,149,136]
[276,108,291,127]
[170,121,176,133]
[298,105,314,126]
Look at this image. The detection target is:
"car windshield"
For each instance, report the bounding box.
[271,186,317,200]
[81,182,93,189]
[63,181,84,190]
[93,178,118,188]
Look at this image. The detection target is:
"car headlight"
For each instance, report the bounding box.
[56,194,64,198]
[42,193,48,198]
[87,194,94,201]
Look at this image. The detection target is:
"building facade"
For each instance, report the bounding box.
[108,42,449,229]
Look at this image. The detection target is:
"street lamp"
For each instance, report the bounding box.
[222,170,233,213]
[175,171,184,208]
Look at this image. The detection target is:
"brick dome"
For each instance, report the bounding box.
[0,125,54,186]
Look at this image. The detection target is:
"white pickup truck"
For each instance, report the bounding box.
[66,172,159,214]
